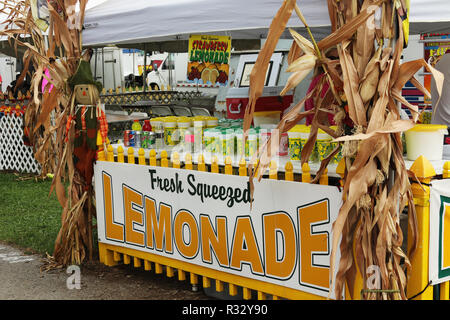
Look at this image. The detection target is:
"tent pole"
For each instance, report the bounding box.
[94,48,98,81]
[143,44,147,92]
[102,47,105,89]
[168,53,172,89]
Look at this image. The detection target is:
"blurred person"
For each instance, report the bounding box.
[304,48,339,126]
[431,52,450,127]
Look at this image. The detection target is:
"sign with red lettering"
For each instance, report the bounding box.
[187,34,231,86]
[94,161,343,298]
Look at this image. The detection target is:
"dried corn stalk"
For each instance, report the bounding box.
[1,0,94,268]
[245,0,444,300]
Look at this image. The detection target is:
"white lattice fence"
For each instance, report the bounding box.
[0,115,41,174]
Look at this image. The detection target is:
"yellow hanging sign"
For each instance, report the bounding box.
[187,34,231,86]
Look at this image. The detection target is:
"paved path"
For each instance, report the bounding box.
[0,242,211,300]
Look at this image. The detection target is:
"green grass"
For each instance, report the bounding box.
[0,172,62,255]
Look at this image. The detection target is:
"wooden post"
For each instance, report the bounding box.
[185,153,193,170]
[133,257,141,268]
[443,161,450,179]
[301,162,311,183]
[166,266,174,278]
[269,160,277,180]
[211,156,219,174]
[97,148,106,161]
[252,159,260,179]
[172,152,181,169]
[113,251,121,262]
[441,161,450,300]
[178,269,186,281]
[229,283,238,296]
[336,158,346,188]
[107,144,114,162]
[99,244,117,266]
[117,145,124,163]
[224,156,233,175]
[198,154,206,172]
[190,273,199,285]
[257,291,266,300]
[408,155,436,300]
[149,149,157,166]
[127,147,135,164]
[285,161,294,181]
[239,158,247,177]
[138,148,146,165]
[319,168,328,185]
[243,287,252,300]
[161,150,169,167]
[215,279,224,292]
[203,277,211,288]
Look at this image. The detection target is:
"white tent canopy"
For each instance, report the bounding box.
[82,0,450,50]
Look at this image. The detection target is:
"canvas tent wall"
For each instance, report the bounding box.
[82,0,450,51]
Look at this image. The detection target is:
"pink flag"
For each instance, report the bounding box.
[41,68,53,93]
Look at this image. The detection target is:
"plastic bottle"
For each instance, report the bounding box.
[224,128,235,157]
[193,118,205,154]
[203,129,212,156]
[235,128,244,159]
[152,118,164,150]
[184,128,194,154]
[163,117,178,147]
[177,117,192,148]
[142,119,152,132]
[247,128,257,159]
[211,129,221,157]
[132,119,142,132]
[131,120,142,148]
[142,120,154,149]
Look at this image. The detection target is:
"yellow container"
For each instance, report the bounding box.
[253,111,281,126]
[193,118,205,153]
[288,126,302,161]
[329,125,341,164]
[313,128,332,163]
[150,117,162,131]
[177,117,192,146]
[206,116,219,128]
[235,129,244,158]
[405,124,448,161]
[299,125,310,147]
[162,118,178,146]
[247,129,258,159]
[223,129,235,156]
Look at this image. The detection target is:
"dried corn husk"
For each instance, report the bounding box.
[243,0,444,301]
[1,0,95,268]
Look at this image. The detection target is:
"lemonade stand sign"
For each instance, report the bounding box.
[94,160,343,299]
[187,34,231,86]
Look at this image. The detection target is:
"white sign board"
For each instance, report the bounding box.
[429,179,450,285]
[94,161,343,298]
